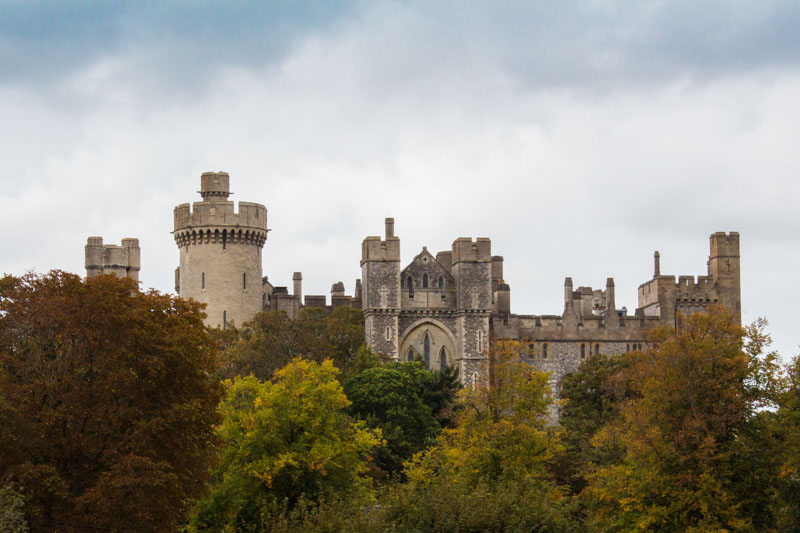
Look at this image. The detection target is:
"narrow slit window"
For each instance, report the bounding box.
[201,272,205,290]
[594,343,600,355]
[223,310,227,330]
[422,274,428,288]
[580,344,586,359]
[423,333,431,369]
[242,272,247,290]
[407,276,414,297]
[542,343,548,360]
[439,347,447,371]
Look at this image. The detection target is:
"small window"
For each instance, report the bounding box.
[594,343,600,355]
[438,276,444,289]
[242,272,246,290]
[424,333,431,369]
[542,343,548,360]
[384,326,391,341]
[423,274,428,288]
[222,230,227,250]
[408,348,414,362]
[439,347,447,371]
[407,276,414,297]
[626,344,630,352]
[201,272,205,290]
[580,344,586,359]
[223,310,227,330]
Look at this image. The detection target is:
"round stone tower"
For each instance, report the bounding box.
[173,171,267,328]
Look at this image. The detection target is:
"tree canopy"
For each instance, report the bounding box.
[584,307,786,532]
[0,271,222,533]
[190,358,382,532]
[343,361,460,475]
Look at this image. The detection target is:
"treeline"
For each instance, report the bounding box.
[1,272,799,532]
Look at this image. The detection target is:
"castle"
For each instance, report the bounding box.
[86,171,741,388]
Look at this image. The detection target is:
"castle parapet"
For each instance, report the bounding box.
[85,236,140,281]
[361,235,400,263]
[451,237,491,264]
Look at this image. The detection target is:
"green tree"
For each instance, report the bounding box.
[584,308,785,532]
[343,361,458,475]
[0,271,221,533]
[190,358,382,532]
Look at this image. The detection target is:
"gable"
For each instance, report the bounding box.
[401,248,454,289]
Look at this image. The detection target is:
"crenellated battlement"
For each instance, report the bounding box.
[451,237,491,264]
[173,179,268,249]
[85,236,140,281]
[361,218,401,264]
[174,201,267,232]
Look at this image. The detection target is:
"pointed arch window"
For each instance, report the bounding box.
[439,347,447,371]
[408,348,414,362]
[438,276,444,289]
[407,276,414,297]
[423,274,428,288]
[423,333,431,369]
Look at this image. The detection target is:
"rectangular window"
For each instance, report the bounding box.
[202,272,205,290]
[223,310,227,330]
[243,272,247,290]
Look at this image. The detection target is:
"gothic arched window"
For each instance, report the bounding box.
[423,274,428,288]
[438,276,444,289]
[423,333,431,369]
[408,348,414,362]
[580,344,586,359]
[439,347,447,371]
[407,276,413,297]
[594,343,600,355]
[542,343,548,360]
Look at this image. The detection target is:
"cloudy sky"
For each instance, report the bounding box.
[1,1,798,359]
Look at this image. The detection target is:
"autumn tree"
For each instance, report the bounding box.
[552,351,636,495]
[217,307,366,381]
[584,308,786,532]
[775,355,800,529]
[190,358,382,532]
[0,271,221,533]
[382,340,578,531]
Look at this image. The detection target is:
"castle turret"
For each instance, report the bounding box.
[361,218,401,358]
[85,236,140,281]
[173,171,268,328]
[708,232,741,321]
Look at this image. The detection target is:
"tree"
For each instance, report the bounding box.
[190,358,382,532]
[0,271,222,533]
[343,361,458,475]
[553,352,635,495]
[0,482,28,533]
[775,355,800,530]
[382,340,578,531]
[217,307,366,382]
[584,308,786,532]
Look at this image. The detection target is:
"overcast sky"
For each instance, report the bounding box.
[1,1,798,360]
